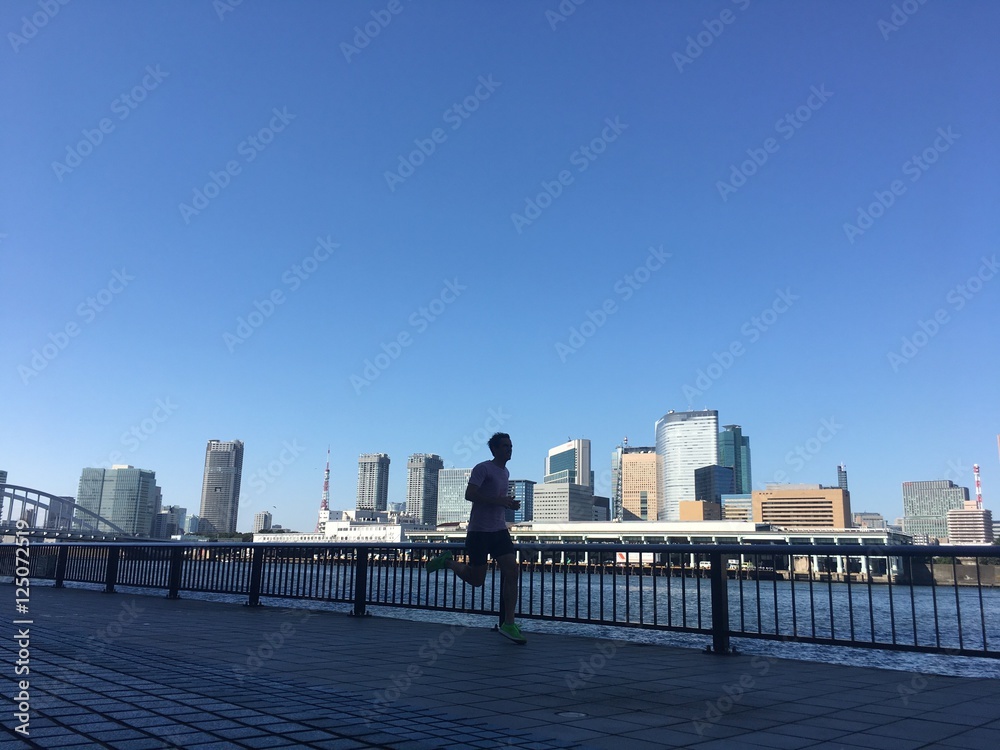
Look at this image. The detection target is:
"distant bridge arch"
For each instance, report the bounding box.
[0,484,131,536]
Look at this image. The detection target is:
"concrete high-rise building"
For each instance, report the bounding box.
[838,464,849,492]
[752,485,851,528]
[722,493,752,521]
[533,482,595,522]
[253,510,273,533]
[508,479,535,523]
[946,508,994,545]
[620,447,657,521]
[435,468,473,525]
[76,465,158,536]
[406,454,444,525]
[656,409,719,521]
[197,440,244,535]
[901,480,969,542]
[152,505,186,539]
[853,512,886,530]
[356,453,390,512]
[718,425,752,494]
[545,439,592,487]
[694,465,735,504]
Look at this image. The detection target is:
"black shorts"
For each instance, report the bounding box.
[465,529,515,566]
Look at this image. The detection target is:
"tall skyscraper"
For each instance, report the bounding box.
[507,479,535,523]
[718,424,752,494]
[76,465,159,536]
[838,464,849,492]
[406,453,444,525]
[656,410,719,521]
[545,439,592,487]
[435,468,473,525]
[902,480,970,542]
[695,465,735,504]
[620,446,657,521]
[253,510,273,533]
[356,453,390,512]
[197,439,244,535]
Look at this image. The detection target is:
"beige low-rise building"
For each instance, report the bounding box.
[679,500,722,521]
[752,485,851,528]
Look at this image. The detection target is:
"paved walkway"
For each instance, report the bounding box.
[4,585,1000,749]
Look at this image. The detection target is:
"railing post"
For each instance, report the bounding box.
[247,546,264,607]
[497,566,505,629]
[167,546,184,599]
[104,547,120,594]
[54,546,68,588]
[709,551,730,654]
[352,546,369,616]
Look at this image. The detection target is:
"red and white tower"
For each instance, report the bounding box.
[315,448,331,532]
[974,463,983,510]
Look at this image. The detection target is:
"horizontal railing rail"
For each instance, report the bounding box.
[2,541,998,658]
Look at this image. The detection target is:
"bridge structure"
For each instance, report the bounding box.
[0,483,135,540]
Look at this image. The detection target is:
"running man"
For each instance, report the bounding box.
[426,432,525,644]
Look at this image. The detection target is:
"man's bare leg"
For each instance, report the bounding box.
[447,559,487,587]
[498,553,519,625]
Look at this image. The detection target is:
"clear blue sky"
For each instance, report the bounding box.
[2,1,998,532]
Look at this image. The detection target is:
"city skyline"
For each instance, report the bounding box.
[3,3,997,534]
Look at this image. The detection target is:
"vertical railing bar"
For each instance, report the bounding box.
[666,553,672,628]
[770,554,778,636]
[887,556,897,646]
[976,556,987,652]
[952,557,964,651]
[846,553,855,643]
[866,555,875,644]
[827,554,835,641]
[808,554,816,639]
[927,555,940,647]
[756,554,763,634]
[908,556,918,647]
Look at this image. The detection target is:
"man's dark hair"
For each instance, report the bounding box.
[487,432,511,455]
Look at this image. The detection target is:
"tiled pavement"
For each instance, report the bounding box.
[3,586,1000,749]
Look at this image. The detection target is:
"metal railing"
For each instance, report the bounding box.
[3,541,998,658]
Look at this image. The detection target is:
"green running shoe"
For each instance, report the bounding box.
[498,622,526,644]
[426,552,452,573]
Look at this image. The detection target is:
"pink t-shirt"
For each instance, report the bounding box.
[466,460,510,532]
